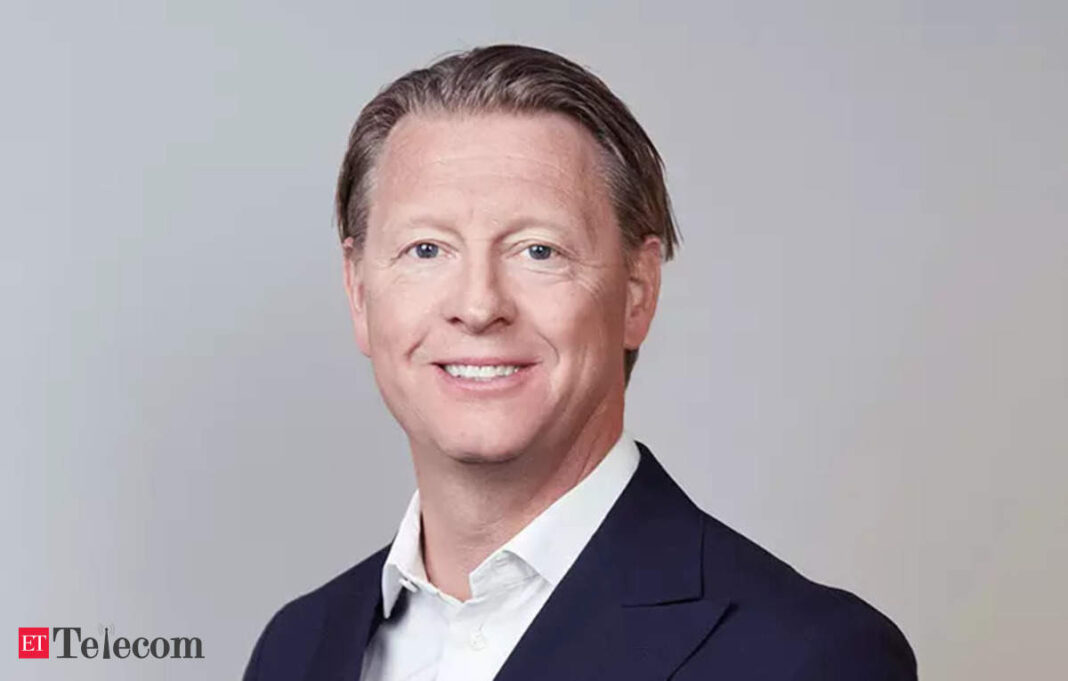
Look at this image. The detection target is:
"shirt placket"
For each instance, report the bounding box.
[435,553,527,681]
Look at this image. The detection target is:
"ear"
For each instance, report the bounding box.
[623,235,663,350]
[342,236,372,357]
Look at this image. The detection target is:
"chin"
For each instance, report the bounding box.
[431,419,542,465]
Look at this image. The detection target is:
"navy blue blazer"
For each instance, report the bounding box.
[244,443,917,680]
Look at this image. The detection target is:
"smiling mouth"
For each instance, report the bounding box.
[436,363,528,381]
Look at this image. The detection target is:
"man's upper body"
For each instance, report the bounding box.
[244,44,917,679]
[243,437,916,680]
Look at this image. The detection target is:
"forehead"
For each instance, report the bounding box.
[368,111,613,226]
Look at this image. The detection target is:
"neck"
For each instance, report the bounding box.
[410,401,623,601]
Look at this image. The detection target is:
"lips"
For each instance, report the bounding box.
[432,358,538,385]
[434,358,537,368]
[441,364,523,379]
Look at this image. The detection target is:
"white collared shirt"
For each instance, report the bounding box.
[359,432,641,681]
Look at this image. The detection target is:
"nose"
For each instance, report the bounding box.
[443,250,516,334]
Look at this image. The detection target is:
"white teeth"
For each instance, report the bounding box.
[443,364,521,380]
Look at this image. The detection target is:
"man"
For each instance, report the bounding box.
[243,44,917,680]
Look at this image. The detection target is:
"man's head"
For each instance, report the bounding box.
[338,45,679,463]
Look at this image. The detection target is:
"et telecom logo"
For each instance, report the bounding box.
[18,626,203,660]
[18,628,48,658]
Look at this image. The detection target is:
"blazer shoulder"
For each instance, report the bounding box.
[788,585,917,680]
[694,512,916,678]
[243,544,389,681]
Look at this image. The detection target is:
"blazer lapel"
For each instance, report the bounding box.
[303,546,387,681]
[494,443,732,681]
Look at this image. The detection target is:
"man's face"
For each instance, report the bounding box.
[344,112,660,463]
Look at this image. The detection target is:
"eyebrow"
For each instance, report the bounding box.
[386,213,585,242]
[381,215,462,241]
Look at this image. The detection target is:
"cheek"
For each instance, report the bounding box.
[519,277,623,358]
[572,267,627,330]
[364,279,438,353]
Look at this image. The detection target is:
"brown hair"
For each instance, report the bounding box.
[336,44,680,384]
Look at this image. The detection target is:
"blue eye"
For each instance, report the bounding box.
[409,242,439,259]
[526,244,553,260]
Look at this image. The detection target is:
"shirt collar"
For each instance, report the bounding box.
[379,431,641,619]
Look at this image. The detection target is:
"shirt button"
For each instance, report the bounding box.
[469,630,488,651]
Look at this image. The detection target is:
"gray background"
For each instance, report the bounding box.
[2,1,1065,679]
